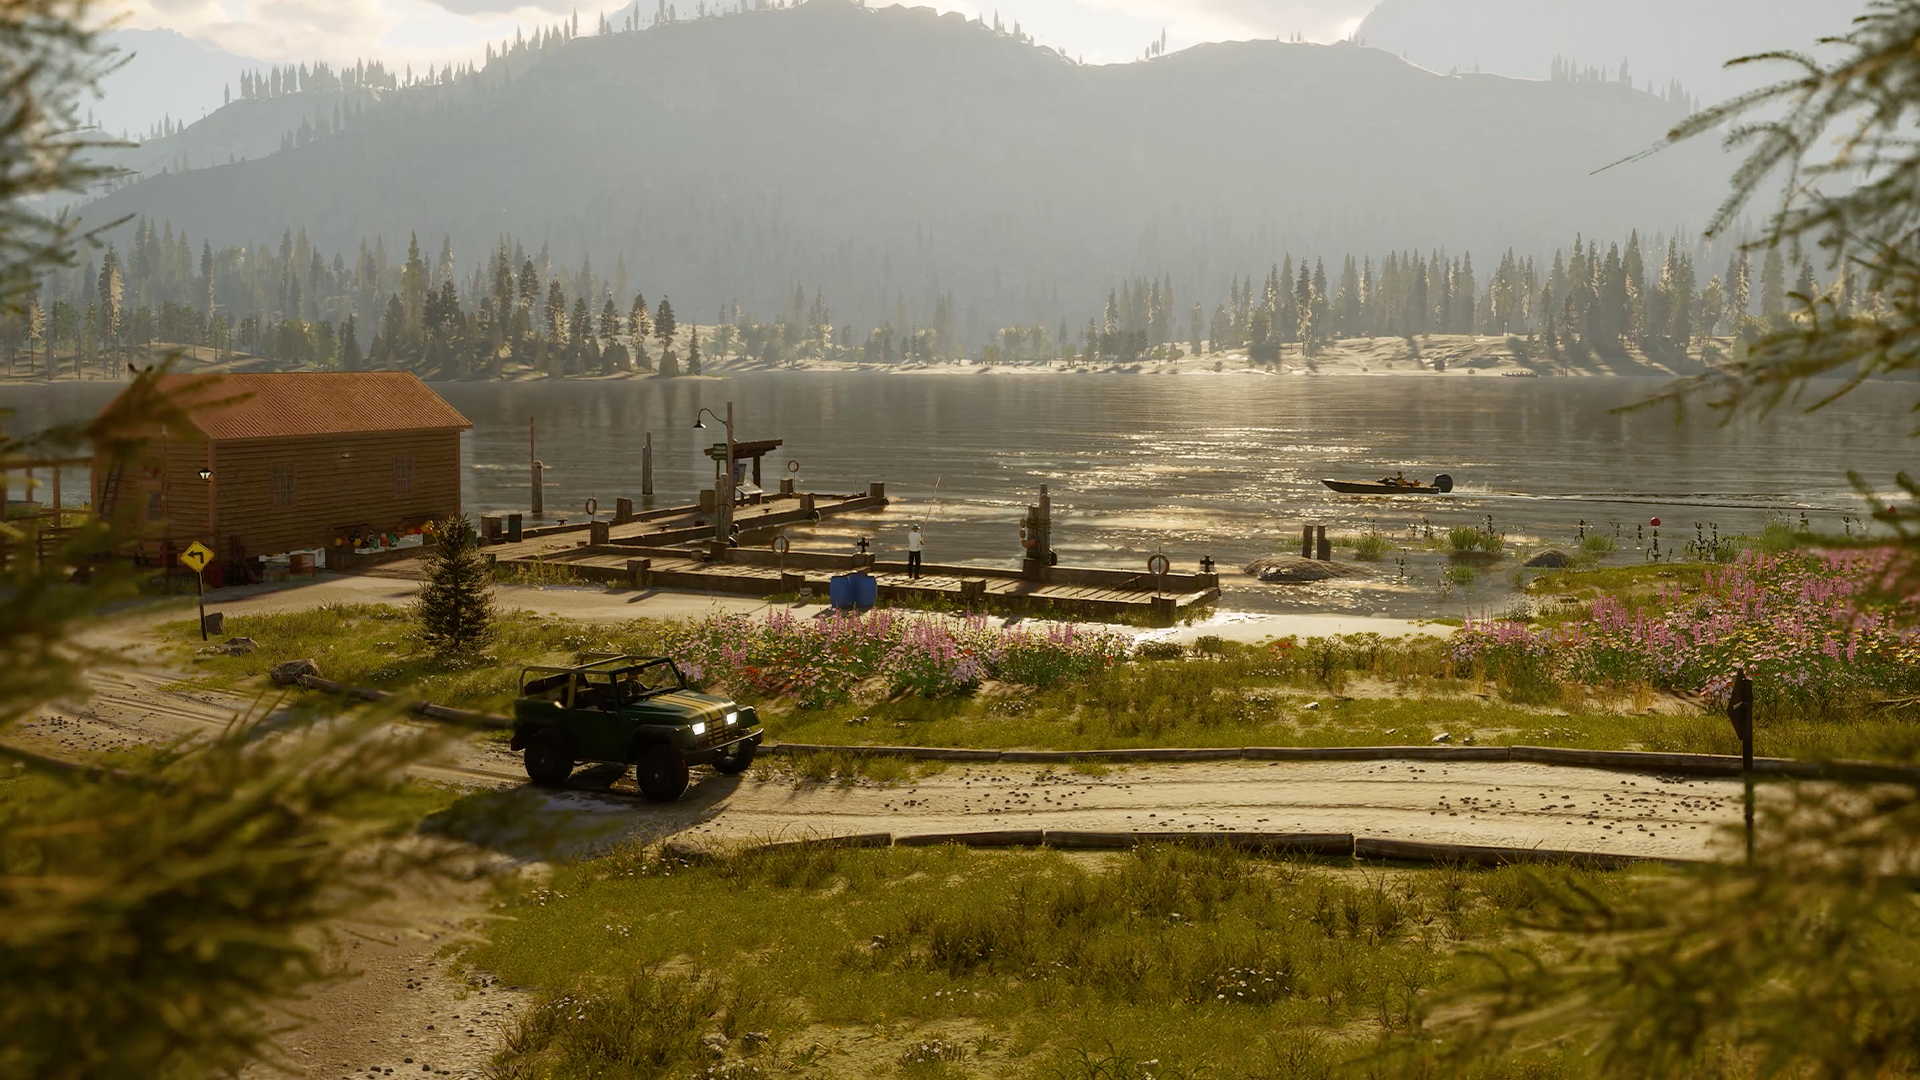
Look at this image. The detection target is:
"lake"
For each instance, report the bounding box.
[6,372,1912,614]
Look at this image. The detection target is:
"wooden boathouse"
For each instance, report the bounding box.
[92,372,471,582]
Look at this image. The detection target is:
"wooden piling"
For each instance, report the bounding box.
[1316,525,1330,561]
[530,418,543,516]
[1301,524,1314,559]
[642,431,653,496]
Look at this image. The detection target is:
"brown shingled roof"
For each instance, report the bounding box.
[137,372,472,442]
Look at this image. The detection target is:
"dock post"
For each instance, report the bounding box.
[960,579,987,609]
[1021,485,1054,582]
[615,497,633,524]
[590,521,611,546]
[642,432,653,496]
[626,558,651,589]
[1150,596,1177,627]
[530,418,544,517]
[1316,525,1330,561]
[1301,524,1314,559]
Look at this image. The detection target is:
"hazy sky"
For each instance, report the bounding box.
[113,0,1373,66]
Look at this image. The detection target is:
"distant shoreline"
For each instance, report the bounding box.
[0,334,1726,385]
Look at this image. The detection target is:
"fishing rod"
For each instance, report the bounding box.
[919,476,944,529]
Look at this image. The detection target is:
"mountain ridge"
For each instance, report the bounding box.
[75,0,1727,335]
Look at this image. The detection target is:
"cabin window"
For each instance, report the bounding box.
[146,492,164,519]
[393,454,416,496]
[272,465,297,508]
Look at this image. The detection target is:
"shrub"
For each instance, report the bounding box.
[1448,525,1505,558]
[1353,529,1392,561]
[664,611,1127,705]
[1453,548,1920,715]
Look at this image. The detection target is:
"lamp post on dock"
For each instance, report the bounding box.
[694,401,735,559]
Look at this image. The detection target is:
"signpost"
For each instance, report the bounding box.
[1728,669,1756,864]
[179,540,215,640]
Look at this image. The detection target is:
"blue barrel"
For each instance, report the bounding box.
[828,574,856,609]
[851,572,878,609]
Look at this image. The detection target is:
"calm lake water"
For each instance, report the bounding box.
[7,372,1913,614]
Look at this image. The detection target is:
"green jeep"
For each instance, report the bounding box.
[509,655,764,801]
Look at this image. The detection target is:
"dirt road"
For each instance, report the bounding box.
[18,659,1749,863]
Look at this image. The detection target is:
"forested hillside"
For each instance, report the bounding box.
[86,28,267,140]
[71,0,1727,344]
[1355,0,1865,98]
[4,211,1827,383]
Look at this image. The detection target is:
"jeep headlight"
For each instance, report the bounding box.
[725,711,739,726]
[691,722,707,736]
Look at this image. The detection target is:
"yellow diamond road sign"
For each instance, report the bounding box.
[179,541,215,574]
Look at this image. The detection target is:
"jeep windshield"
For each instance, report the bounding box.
[518,656,689,709]
[604,658,687,702]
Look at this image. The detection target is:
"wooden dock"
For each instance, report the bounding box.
[473,485,888,562]
[492,542,1221,625]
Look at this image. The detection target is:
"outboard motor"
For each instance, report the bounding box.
[1432,474,1455,493]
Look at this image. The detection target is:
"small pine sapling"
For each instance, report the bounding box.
[414,513,496,651]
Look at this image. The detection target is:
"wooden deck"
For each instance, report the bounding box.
[477,488,886,562]
[496,545,1220,625]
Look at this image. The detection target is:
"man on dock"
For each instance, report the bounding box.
[906,523,924,579]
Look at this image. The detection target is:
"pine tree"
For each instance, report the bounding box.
[1727,250,1751,331]
[400,232,427,335]
[629,292,652,369]
[1759,247,1787,319]
[654,296,676,358]
[687,328,702,375]
[414,514,495,652]
[544,279,567,343]
[599,296,620,342]
[339,314,361,370]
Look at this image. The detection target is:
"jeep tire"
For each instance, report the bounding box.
[636,746,691,802]
[713,740,756,775]
[523,733,574,788]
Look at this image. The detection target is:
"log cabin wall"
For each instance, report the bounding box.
[87,372,472,570]
[211,429,463,557]
[91,423,214,562]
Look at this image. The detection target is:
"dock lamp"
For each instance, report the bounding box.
[693,402,736,556]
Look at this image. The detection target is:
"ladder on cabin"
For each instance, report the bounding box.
[96,460,126,518]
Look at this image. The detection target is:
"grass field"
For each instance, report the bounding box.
[472,840,1634,1080]
[158,578,1920,765]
